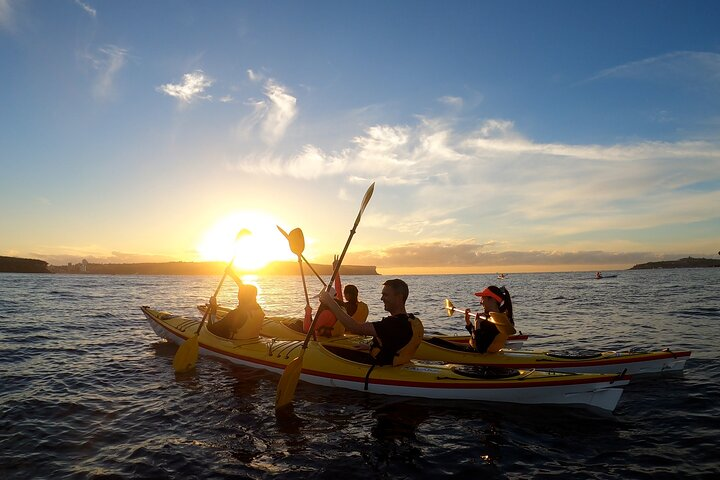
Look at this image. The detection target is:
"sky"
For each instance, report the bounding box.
[1,0,719,274]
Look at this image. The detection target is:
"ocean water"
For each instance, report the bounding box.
[1,269,718,479]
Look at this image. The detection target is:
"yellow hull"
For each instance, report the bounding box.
[201,305,689,375]
[143,306,628,411]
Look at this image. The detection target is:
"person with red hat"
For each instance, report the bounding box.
[464,285,516,353]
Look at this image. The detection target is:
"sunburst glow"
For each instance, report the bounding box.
[197,212,295,271]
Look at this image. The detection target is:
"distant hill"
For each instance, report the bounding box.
[629,257,720,270]
[47,260,378,276]
[0,256,50,273]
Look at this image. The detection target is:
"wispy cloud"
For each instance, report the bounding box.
[234,101,720,258]
[75,0,96,18]
[84,45,127,100]
[439,95,463,108]
[586,50,720,87]
[0,0,16,33]
[234,78,297,144]
[347,242,688,268]
[247,68,264,83]
[157,70,214,103]
[262,80,297,143]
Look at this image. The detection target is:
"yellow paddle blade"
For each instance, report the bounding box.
[275,351,305,410]
[173,335,199,373]
[445,299,456,317]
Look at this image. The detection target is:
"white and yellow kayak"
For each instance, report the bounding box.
[201,305,690,376]
[143,306,629,412]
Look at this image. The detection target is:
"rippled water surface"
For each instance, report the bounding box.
[1,269,719,479]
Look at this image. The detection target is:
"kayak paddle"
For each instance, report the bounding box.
[275,182,375,410]
[277,225,327,288]
[444,298,486,319]
[288,228,314,331]
[173,229,251,373]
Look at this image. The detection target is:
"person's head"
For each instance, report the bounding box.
[474,285,513,323]
[381,279,408,314]
[237,284,258,305]
[344,284,359,302]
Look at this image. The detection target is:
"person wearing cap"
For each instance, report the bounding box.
[464,285,516,353]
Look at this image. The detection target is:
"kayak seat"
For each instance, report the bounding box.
[451,365,520,379]
[324,345,375,365]
[546,350,603,359]
[426,336,475,352]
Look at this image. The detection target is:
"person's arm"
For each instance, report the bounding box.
[464,309,473,335]
[319,290,376,336]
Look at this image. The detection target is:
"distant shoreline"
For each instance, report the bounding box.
[629,257,720,270]
[0,256,378,276]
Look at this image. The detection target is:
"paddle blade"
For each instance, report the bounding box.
[445,299,455,317]
[173,335,199,373]
[275,352,304,410]
[358,182,375,219]
[236,229,252,240]
[288,228,305,256]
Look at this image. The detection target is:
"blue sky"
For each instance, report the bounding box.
[1,0,719,273]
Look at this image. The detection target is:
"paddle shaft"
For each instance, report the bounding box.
[449,306,486,318]
[300,183,374,349]
[195,257,237,334]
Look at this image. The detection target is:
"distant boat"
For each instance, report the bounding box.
[497,273,507,279]
[594,274,618,279]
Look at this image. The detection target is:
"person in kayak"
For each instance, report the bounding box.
[343,284,369,323]
[319,278,423,366]
[208,267,265,339]
[312,296,347,337]
[595,271,603,279]
[465,285,516,353]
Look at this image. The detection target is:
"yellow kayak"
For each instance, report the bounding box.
[201,305,690,376]
[143,306,628,411]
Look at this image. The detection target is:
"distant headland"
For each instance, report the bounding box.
[0,256,51,273]
[629,257,720,270]
[0,256,378,276]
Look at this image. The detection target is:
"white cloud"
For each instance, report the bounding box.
[83,45,128,100]
[234,144,346,179]
[234,78,297,144]
[231,94,720,256]
[262,80,298,143]
[75,0,96,17]
[347,241,698,269]
[157,70,214,103]
[587,50,720,87]
[247,69,264,82]
[0,0,16,32]
[439,95,463,108]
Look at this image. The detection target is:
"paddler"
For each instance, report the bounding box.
[208,266,265,339]
[343,284,369,323]
[465,285,516,353]
[319,278,423,366]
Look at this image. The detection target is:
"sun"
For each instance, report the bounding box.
[197,211,295,271]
